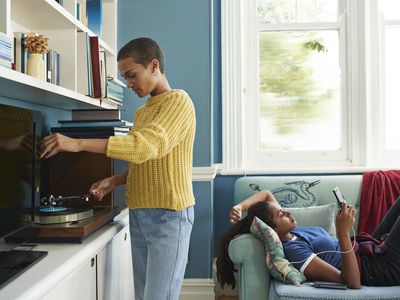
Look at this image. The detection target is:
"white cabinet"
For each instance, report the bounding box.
[97,225,135,300]
[0,0,125,110]
[40,224,134,300]
[41,256,97,300]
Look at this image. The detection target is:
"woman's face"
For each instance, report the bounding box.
[268,202,297,236]
[118,57,157,98]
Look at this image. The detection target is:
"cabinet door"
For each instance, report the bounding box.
[41,256,97,300]
[97,225,135,300]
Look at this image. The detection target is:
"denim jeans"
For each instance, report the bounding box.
[129,206,194,300]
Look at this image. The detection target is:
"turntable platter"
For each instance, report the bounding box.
[34,207,94,224]
[40,207,68,212]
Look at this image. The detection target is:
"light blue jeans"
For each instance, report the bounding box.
[129,206,194,300]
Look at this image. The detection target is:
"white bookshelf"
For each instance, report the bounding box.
[0,66,116,109]
[0,0,125,110]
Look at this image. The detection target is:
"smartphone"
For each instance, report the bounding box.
[313,281,347,290]
[332,186,346,209]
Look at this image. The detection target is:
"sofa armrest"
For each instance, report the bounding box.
[229,234,270,300]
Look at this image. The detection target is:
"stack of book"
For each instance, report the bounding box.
[106,77,124,105]
[51,109,132,138]
[0,32,13,69]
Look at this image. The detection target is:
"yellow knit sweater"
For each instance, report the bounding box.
[106,89,196,210]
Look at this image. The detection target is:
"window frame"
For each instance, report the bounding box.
[377,4,400,164]
[221,0,370,173]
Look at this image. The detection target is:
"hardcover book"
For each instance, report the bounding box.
[71,109,122,121]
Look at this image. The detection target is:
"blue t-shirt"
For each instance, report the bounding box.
[282,227,342,273]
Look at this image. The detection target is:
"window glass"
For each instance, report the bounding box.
[259,30,341,151]
[384,27,400,150]
[257,0,338,23]
[380,0,400,21]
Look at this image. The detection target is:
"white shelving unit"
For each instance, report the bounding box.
[0,0,124,110]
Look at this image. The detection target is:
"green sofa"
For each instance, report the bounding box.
[228,175,400,300]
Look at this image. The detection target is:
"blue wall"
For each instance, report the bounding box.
[212,0,222,164]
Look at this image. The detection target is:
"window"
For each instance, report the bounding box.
[222,0,399,173]
[380,1,400,158]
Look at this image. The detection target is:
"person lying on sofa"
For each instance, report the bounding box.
[217,190,400,289]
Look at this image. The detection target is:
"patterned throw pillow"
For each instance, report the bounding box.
[250,217,307,286]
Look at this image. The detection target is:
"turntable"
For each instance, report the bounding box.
[5,194,120,244]
[34,194,94,224]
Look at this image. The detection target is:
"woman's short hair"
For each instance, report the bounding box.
[117,37,165,73]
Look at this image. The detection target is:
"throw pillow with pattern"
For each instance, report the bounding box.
[250,217,307,286]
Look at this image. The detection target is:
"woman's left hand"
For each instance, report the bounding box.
[41,133,80,158]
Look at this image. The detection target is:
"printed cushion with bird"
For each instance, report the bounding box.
[250,217,307,286]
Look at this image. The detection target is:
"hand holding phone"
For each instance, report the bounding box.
[332,187,346,209]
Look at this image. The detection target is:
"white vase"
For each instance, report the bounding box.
[27,53,45,80]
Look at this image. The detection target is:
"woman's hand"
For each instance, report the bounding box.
[230,205,242,224]
[335,202,361,289]
[89,177,116,200]
[41,133,80,158]
[335,202,357,237]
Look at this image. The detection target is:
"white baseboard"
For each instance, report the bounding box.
[179,279,215,300]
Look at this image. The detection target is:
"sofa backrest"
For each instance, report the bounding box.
[234,175,363,231]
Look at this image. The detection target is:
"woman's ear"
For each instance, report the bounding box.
[150,59,159,75]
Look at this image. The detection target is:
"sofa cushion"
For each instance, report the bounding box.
[269,279,400,300]
[250,217,307,286]
[287,203,337,236]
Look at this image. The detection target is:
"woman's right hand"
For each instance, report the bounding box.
[335,202,357,237]
[89,176,116,201]
[230,205,242,224]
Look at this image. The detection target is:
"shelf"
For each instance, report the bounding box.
[0,67,117,110]
[11,0,115,56]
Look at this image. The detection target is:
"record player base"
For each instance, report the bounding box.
[6,207,120,244]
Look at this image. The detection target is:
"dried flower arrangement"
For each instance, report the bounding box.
[25,34,49,54]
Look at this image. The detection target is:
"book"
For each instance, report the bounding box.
[103,97,123,106]
[77,32,91,96]
[51,129,128,138]
[72,109,122,121]
[89,36,101,98]
[107,76,126,88]
[86,0,102,37]
[107,95,123,103]
[52,130,128,138]
[58,120,132,127]
[100,50,107,99]
[107,89,123,99]
[107,80,124,95]
[51,126,130,132]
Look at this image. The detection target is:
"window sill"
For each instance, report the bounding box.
[218,165,400,176]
